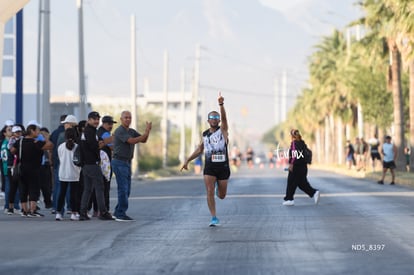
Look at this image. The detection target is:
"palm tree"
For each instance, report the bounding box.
[358,0,406,169]
[383,0,414,170]
[307,29,355,163]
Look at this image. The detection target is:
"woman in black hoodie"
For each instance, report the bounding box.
[283,129,320,206]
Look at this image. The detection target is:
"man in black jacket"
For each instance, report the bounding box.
[93,115,116,213]
[79,111,113,220]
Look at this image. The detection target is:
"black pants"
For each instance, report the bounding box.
[57,181,81,213]
[89,176,111,212]
[39,164,52,207]
[284,164,316,201]
[19,167,40,203]
[1,161,5,192]
[80,165,106,214]
[7,169,20,206]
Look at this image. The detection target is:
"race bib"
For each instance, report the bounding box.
[211,154,226,162]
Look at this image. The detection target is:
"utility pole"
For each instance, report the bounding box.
[274,77,279,125]
[36,0,43,123]
[161,50,169,168]
[41,0,50,128]
[15,10,23,124]
[281,70,287,122]
[179,68,186,163]
[77,0,87,120]
[130,14,139,177]
[190,44,201,152]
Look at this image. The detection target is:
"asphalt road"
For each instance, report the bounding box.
[1,165,414,275]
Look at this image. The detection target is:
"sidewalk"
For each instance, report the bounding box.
[311,164,414,187]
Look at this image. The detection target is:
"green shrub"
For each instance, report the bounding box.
[139,155,162,171]
[167,156,180,167]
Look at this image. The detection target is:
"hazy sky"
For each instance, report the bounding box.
[21,0,361,139]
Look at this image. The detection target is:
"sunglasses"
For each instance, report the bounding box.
[208,115,220,120]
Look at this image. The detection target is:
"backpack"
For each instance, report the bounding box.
[304,146,312,164]
[72,144,83,167]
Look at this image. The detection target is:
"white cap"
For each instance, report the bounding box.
[4,120,14,126]
[11,126,22,133]
[60,114,78,124]
[27,120,41,128]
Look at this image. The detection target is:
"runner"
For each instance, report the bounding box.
[180,92,230,226]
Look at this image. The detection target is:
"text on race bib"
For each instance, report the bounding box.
[211,154,226,162]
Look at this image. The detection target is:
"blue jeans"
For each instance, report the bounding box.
[112,159,131,218]
[52,165,60,211]
[53,165,71,212]
[3,174,20,210]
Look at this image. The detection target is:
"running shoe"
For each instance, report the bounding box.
[55,213,63,221]
[282,200,295,206]
[115,215,135,222]
[79,213,90,221]
[313,190,320,205]
[99,212,115,221]
[70,213,80,221]
[28,211,44,218]
[209,216,220,226]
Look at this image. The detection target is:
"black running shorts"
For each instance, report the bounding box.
[383,161,396,169]
[371,152,381,161]
[203,164,231,180]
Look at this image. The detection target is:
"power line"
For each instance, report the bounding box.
[200,85,298,98]
[203,46,310,78]
[84,1,127,41]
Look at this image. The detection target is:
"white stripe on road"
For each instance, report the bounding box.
[124,191,414,200]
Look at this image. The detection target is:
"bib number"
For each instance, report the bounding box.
[212,154,226,162]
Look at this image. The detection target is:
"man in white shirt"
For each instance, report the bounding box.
[378,136,397,185]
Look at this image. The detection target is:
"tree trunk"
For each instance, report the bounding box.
[315,128,322,164]
[337,118,343,165]
[324,116,330,164]
[409,60,414,172]
[390,43,405,170]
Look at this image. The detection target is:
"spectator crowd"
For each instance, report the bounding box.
[0,111,149,222]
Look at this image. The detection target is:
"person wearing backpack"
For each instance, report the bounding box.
[56,128,81,221]
[282,129,320,206]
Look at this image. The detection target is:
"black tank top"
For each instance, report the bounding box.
[203,127,229,167]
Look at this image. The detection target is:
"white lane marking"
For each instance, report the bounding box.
[120,192,414,200]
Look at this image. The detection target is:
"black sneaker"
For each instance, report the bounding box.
[377,180,384,184]
[79,214,90,221]
[115,215,135,222]
[28,211,44,217]
[7,208,14,215]
[99,212,115,221]
[21,211,28,217]
[390,182,395,185]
